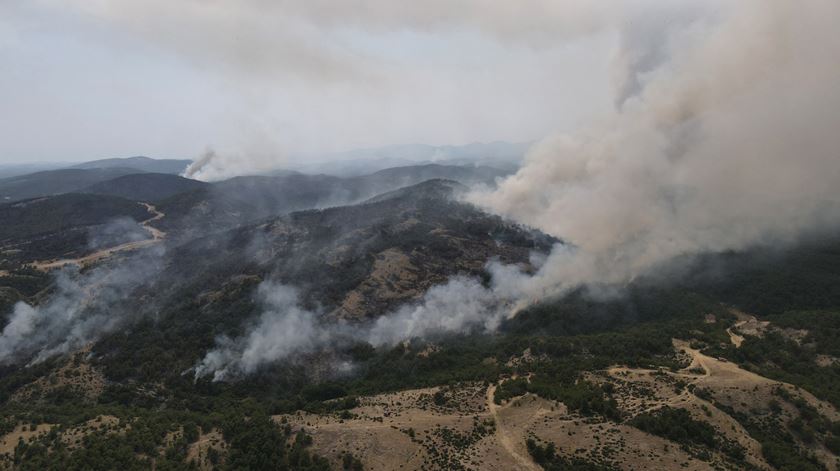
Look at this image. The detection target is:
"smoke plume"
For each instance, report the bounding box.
[183,146,291,181]
[195,277,513,380]
[471,0,840,289]
[194,284,330,380]
[196,0,840,379]
[0,249,164,366]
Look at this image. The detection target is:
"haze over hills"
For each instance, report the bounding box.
[0,168,148,203]
[0,193,151,265]
[0,143,522,203]
[153,163,509,239]
[1,153,840,470]
[0,160,513,265]
[70,156,191,174]
[81,173,208,202]
[0,156,191,181]
[0,163,67,180]
[0,157,192,202]
[286,142,529,177]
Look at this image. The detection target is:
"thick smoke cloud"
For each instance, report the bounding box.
[182,123,295,180]
[52,0,616,72]
[471,0,840,288]
[196,0,840,379]
[37,0,653,180]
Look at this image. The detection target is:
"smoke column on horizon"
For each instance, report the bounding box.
[182,147,290,181]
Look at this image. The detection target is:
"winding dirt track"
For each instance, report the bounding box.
[486,383,540,471]
[32,203,166,271]
[726,321,746,348]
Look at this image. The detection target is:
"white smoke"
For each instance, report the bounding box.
[195,276,515,380]
[87,217,149,250]
[364,277,506,345]
[182,145,289,181]
[0,249,164,365]
[471,0,840,288]
[42,0,658,181]
[194,284,331,380]
[195,0,840,379]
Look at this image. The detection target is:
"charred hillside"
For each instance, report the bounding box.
[81,173,207,202]
[74,178,553,384]
[161,179,554,320]
[151,164,507,240]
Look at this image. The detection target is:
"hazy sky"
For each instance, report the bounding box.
[0,0,621,164]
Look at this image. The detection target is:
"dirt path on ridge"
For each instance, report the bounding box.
[32,203,166,271]
[486,383,540,471]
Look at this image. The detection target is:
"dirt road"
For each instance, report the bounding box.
[486,383,540,471]
[673,339,769,384]
[726,317,752,348]
[32,203,166,271]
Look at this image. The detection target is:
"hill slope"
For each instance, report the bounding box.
[0,193,151,263]
[154,164,508,239]
[82,173,207,202]
[159,179,551,322]
[0,168,146,203]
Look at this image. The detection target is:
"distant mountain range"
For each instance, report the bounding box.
[0,156,191,180]
[153,163,510,240]
[286,141,530,176]
[0,161,512,262]
[0,156,192,202]
[71,156,191,174]
[0,142,529,201]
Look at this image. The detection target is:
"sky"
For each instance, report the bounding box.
[0,0,620,165]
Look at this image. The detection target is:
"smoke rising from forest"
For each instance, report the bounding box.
[195,0,840,378]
